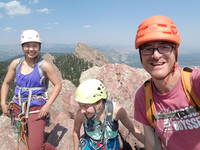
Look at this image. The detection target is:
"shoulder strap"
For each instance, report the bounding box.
[14,57,24,83]
[15,57,24,71]
[105,100,113,122]
[144,80,156,127]
[38,59,45,78]
[37,59,49,90]
[181,67,200,107]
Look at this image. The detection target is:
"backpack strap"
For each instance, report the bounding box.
[181,67,200,107]
[15,57,24,71]
[38,60,44,77]
[144,80,156,127]
[38,59,49,90]
[14,57,24,83]
[105,100,113,122]
[105,100,119,131]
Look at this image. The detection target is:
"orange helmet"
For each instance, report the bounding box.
[135,16,180,49]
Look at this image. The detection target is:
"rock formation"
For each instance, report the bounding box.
[74,43,109,66]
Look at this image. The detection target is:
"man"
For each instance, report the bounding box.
[133,16,200,150]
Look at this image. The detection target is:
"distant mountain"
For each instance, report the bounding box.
[0,44,199,68]
[0,44,21,61]
[0,44,74,61]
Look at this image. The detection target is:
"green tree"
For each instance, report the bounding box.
[54,54,93,86]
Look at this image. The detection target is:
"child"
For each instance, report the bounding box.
[73,79,143,150]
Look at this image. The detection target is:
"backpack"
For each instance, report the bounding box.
[144,67,200,127]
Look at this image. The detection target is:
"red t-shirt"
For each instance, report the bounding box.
[134,68,200,150]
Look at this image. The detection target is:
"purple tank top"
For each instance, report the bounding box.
[13,61,47,106]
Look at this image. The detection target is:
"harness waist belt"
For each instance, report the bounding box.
[13,94,47,101]
[16,86,45,91]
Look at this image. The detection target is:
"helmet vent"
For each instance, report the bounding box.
[157,24,167,27]
[140,25,148,31]
[162,31,172,35]
[137,34,144,39]
[171,26,178,34]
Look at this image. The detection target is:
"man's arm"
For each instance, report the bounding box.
[117,104,144,144]
[143,125,162,150]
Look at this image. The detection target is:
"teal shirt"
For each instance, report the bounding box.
[84,101,119,141]
[84,119,118,141]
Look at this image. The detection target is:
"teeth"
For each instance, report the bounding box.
[151,62,164,66]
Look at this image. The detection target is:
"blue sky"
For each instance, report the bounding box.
[0,0,200,52]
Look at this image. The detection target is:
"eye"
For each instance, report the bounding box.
[145,47,154,51]
[159,45,171,50]
[160,46,168,48]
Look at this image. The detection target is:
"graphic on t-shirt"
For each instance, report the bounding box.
[157,106,200,132]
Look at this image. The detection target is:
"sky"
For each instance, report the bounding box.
[0,0,200,52]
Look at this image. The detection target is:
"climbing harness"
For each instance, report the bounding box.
[9,56,48,150]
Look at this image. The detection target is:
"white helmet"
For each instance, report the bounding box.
[75,79,107,104]
[20,29,42,45]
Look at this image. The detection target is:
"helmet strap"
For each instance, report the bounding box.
[139,50,143,63]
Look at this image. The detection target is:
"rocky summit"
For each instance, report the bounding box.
[74,42,109,67]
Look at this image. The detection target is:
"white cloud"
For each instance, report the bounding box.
[83,25,92,29]
[0,1,31,16]
[29,0,39,4]
[36,8,49,14]
[3,27,14,32]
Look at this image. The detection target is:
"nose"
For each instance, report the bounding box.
[152,49,162,59]
[29,46,34,50]
[81,108,87,114]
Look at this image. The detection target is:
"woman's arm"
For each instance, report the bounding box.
[143,125,162,150]
[116,104,144,144]
[1,59,18,116]
[73,111,84,150]
[38,61,62,118]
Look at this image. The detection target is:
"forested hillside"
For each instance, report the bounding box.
[54,54,93,86]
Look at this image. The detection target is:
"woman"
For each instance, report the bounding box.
[73,79,143,150]
[1,29,62,150]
